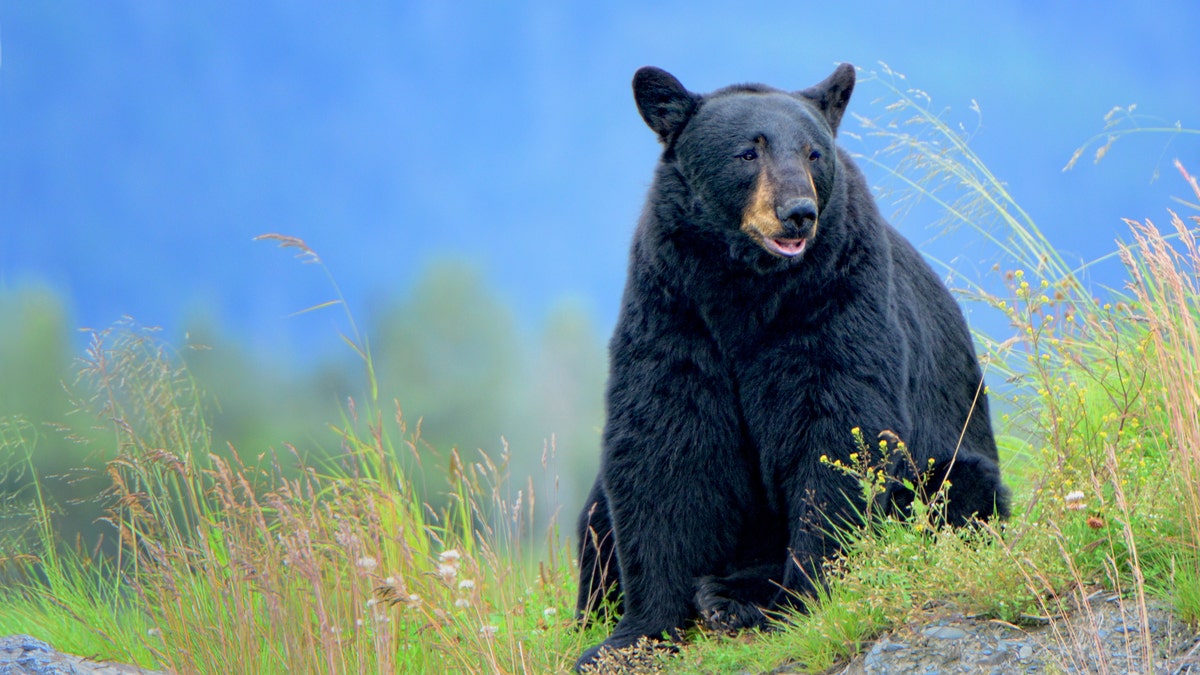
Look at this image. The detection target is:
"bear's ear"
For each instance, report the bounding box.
[796,63,856,135]
[633,67,698,143]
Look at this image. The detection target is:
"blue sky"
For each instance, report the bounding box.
[2,2,1198,362]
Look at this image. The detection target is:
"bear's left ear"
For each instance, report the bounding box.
[633,67,698,143]
[796,63,856,135]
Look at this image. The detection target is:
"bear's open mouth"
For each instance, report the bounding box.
[765,237,807,258]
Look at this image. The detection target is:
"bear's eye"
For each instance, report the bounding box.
[808,149,822,162]
[737,149,758,162]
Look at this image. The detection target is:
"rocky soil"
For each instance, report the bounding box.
[824,593,1200,675]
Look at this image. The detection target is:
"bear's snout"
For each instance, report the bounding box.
[740,174,821,261]
[776,198,818,238]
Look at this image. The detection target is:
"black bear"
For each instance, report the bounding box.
[573,63,1009,670]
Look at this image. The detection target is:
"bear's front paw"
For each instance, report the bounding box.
[694,577,768,633]
[938,453,1010,524]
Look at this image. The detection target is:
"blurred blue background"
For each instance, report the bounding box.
[5,2,1198,353]
[1,3,1199,519]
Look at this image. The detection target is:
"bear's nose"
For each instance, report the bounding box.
[777,198,818,234]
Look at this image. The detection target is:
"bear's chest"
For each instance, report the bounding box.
[688,269,907,424]
[691,271,836,357]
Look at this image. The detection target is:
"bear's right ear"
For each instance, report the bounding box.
[633,67,698,143]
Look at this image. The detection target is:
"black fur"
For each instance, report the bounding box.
[574,63,1009,671]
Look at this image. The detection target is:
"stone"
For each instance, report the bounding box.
[923,626,969,640]
[0,635,162,675]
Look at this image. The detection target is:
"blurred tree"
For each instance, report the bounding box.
[372,260,521,464]
[0,286,95,548]
[181,309,356,461]
[526,298,605,511]
[0,285,72,432]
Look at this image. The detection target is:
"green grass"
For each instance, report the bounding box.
[3,314,598,673]
[2,66,1199,674]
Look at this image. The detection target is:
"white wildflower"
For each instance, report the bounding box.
[439,549,462,563]
[355,556,379,571]
[458,579,475,590]
[455,598,470,609]
[479,625,499,639]
[437,563,458,581]
[543,607,557,618]
[1065,490,1087,511]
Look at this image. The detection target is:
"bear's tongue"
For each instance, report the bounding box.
[769,238,807,257]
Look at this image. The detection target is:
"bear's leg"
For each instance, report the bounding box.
[575,477,622,623]
[768,420,871,616]
[773,505,845,615]
[879,432,1009,526]
[575,288,751,671]
[693,504,786,632]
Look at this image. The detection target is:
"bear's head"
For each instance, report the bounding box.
[633,64,856,272]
